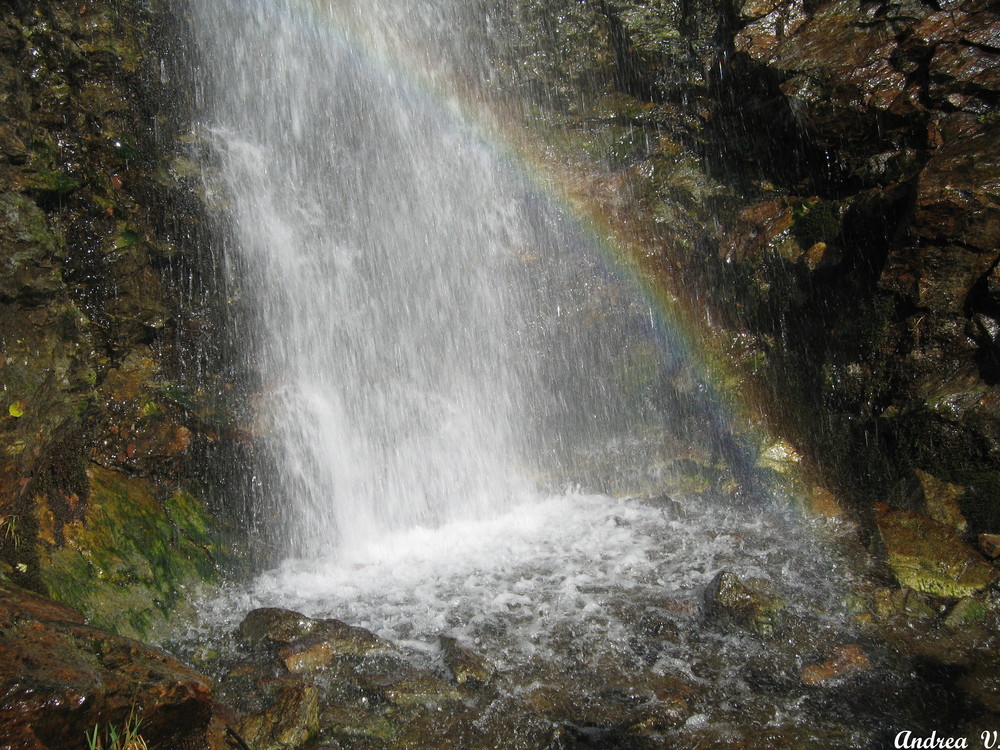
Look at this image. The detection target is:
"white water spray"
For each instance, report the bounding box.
[191,0,671,558]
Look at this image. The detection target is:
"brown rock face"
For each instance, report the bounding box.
[0,0,232,634]
[0,584,226,750]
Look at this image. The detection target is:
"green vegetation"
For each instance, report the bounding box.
[1,514,18,548]
[85,709,148,750]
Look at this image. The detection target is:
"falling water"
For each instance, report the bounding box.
[190,0,674,559]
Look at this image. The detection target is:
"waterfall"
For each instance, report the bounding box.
[177,5,956,745]
[190,0,671,559]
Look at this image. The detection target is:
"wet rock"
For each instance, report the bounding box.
[915,468,968,533]
[915,125,1000,255]
[319,703,401,746]
[0,583,226,750]
[0,192,62,303]
[356,663,461,708]
[704,570,786,637]
[871,585,938,621]
[0,0,229,643]
[238,607,394,672]
[36,463,219,640]
[958,663,1000,714]
[239,607,321,650]
[280,620,395,673]
[755,439,804,475]
[944,597,988,630]
[801,644,871,685]
[980,534,1000,559]
[439,635,496,688]
[235,675,319,750]
[523,679,685,736]
[875,504,999,598]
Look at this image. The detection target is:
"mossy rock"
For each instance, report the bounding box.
[875,504,999,599]
[704,570,786,637]
[0,191,63,302]
[37,464,220,640]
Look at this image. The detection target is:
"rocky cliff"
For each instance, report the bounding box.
[0,0,226,639]
[496,0,999,539]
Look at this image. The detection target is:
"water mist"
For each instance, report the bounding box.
[190,0,672,560]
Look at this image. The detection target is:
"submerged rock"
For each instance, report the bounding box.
[703,570,786,637]
[875,504,999,598]
[439,635,496,688]
[801,644,871,685]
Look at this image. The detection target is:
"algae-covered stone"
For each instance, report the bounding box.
[236,676,319,750]
[875,504,999,598]
[37,464,219,640]
[0,192,62,303]
[943,597,987,629]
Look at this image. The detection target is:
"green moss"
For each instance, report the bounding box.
[792,199,841,248]
[39,465,220,640]
[977,109,1000,126]
[112,225,140,252]
[876,506,999,599]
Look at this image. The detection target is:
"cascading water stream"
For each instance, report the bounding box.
[195,0,534,557]
[192,0,676,559]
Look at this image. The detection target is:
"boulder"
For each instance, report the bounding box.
[234,676,319,750]
[915,469,968,532]
[875,504,999,598]
[0,583,227,750]
[237,607,395,672]
[703,570,786,637]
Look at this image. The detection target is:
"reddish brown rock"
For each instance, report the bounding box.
[0,584,227,750]
[801,644,871,686]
